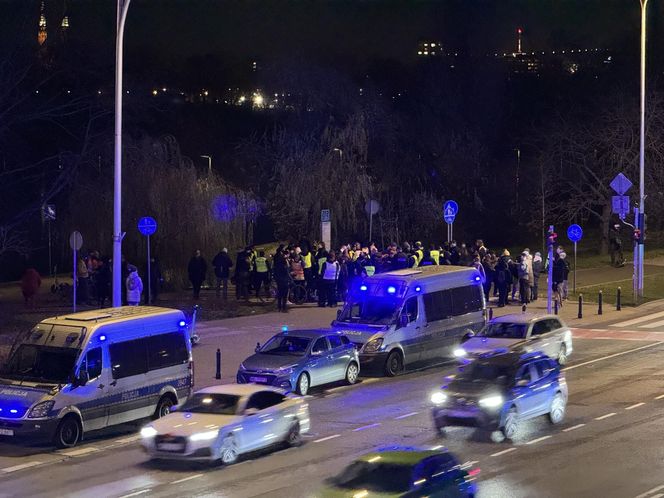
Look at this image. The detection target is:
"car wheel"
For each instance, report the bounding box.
[557,343,568,366]
[345,362,359,385]
[384,351,403,377]
[490,430,506,443]
[296,372,310,396]
[153,395,175,420]
[285,421,302,447]
[549,392,566,424]
[219,435,239,465]
[501,407,519,440]
[53,415,81,448]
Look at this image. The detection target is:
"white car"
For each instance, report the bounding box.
[140,384,310,464]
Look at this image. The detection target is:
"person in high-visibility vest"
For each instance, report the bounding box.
[301,246,314,301]
[429,244,440,265]
[252,250,271,300]
[414,241,424,267]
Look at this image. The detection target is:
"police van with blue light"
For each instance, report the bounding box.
[331,266,486,376]
[0,307,195,448]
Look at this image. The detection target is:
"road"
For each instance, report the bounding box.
[1,305,664,497]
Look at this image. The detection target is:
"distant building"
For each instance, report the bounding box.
[37,1,70,46]
[417,40,443,57]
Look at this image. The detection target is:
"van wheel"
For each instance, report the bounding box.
[53,415,81,448]
[384,351,403,377]
[153,395,175,420]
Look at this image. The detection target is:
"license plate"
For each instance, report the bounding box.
[0,429,13,436]
[157,442,184,452]
[446,410,474,418]
[249,376,267,383]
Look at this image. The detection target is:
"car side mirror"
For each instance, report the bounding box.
[462,330,475,343]
[73,370,89,387]
[515,379,529,387]
[399,314,409,328]
[255,342,261,353]
[244,407,259,417]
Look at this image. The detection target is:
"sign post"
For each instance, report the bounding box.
[546,225,556,314]
[138,217,157,305]
[69,231,83,312]
[567,224,583,294]
[364,200,380,245]
[443,200,458,243]
[42,204,56,277]
[610,173,638,295]
[321,209,331,252]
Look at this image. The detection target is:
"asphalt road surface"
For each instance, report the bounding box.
[0,309,663,497]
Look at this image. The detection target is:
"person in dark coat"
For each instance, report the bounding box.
[552,252,566,307]
[212,248,233,299]
[273,248,290,312]
[531,252,543,301]
[234,247,252,300]
[20,267,42,308]
[495,250,512,307]
[187,249,207,299]
[95,258,111,308]
[149,256,163,304]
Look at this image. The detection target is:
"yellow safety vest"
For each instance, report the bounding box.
[430,250,440,265]
[255,257,268,273]
[317,257,327,274]
[302,252,312,269]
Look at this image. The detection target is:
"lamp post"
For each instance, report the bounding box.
[201,155,212,175]
[112,0,131,307]
[638,0,649,297]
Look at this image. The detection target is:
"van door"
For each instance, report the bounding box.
[63,346,109,431]
[397,296,423,365]
[422,289,453,361]
[107,338,151,425]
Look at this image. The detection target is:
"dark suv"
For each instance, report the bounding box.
[431,351,568,441]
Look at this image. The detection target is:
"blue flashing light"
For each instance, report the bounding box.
[99,335,107,342]
[414,286,422,292]
[179,320,187,327]
[281,325,288,333]
[9,409,17,414]
[360,285,368,291]
[387,286,397,294]
[474,276,482,282]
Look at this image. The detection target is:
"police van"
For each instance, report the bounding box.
[0,307,194,448]
[332,266,486,376]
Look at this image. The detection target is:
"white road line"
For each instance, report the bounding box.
[60,447,99,457]
[626,402,646,410]
[595,412,616,421]
[655,394,664,400]
[395,412,419,420]
[563,342,663,371]
[640,319,664,329]
[313,434,341,443]
[525,435,552,445]
[353,423,381,432]
[650,494,664,498]
[170,474,203,485]
[635,484,664,498]
[118,490,151,498]
[113,435,142,444]
[1,461,43,473]
[491,447,517,457]
[610,311,664,328]
[563,424,586,432]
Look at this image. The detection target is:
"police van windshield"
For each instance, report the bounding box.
[337,298,400,326]
[3,344,79,384]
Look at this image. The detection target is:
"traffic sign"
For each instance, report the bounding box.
[610,173,633,196]
[443,200,459,216]
[138,216,157,236]
[443,209,456,225]
[42,204,56,222]
[612,195,630,220]
[364,200,380,216]
[567,224,583,243]
[69,231,83,251]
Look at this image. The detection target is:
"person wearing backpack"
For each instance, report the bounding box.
[126,264,143,306]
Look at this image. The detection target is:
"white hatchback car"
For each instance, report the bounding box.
[140,384,309,464]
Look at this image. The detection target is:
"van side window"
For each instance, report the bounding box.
[404,297,418,323]
[147,332,188,370]
[450,285,483,315]
[423,289,452,322]
[85,348,103,380]
[110,339,148,379]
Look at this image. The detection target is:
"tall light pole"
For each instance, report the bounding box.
[112,0,131,307]
[638,0,649,297]
[201,155,212,174]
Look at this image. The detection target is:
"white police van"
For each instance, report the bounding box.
[332,266,486,376]
[0,307,194,448]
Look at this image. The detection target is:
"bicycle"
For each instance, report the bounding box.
[289,278,307,305]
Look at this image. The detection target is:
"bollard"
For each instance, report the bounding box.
[215,348,221,380]
[598,290,603,315]
[554,299,558,315]
[522,304,527,314]
[488,307,493,320]
[616,287,622,311]
[578,294,583,319]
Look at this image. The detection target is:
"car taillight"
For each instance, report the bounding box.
[468,468,481,477]
[189,360,195,388]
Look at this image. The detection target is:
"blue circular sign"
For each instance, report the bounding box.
[443,200,459,216]
[138,216,157,236]
[567,224,583,243]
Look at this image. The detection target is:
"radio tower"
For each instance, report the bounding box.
[516,27,523,54]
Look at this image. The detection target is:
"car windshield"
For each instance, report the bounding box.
[3,344,79,384]
[337,297,400,325]
[260,335,311,355]
[331,461,414,493]
[458,362,516,382]
[179,393,240,415]
[480,322,527,339]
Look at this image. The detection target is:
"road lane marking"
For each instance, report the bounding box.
[563,424,586,432]
[60,447,99,457]
[611,311,664,327]
[594,413,616,421]
[626,402,645,410]
[563,342,663,371]
[655,394,664,400]
[1,461,43,473]
[170,474,203,485]
[635,484,664,498]
[525,435,551,445]
[650,494,664,498]
[119,490,151,498]
[353,423,381,432]
[113,435,141,444]
[491,447,516,457]
[395,412,419,420]
[313,434,341,443]
[640,319,664,329]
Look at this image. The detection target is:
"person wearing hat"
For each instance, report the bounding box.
[126,264,143,306]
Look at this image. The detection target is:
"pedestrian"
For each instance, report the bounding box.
[495,250,512,307]
[481,252,496,301]
[517,252,530,305]
[234,247,252,300]
[187,249,207,299]
[149,256,163,304]
[95,258,111,308]
[212,248,233,299]
[301,244,315,301]
[471,255,486,284]
[531,252,543,301]
[253,250,271,300]
[126,264,143,306]
[20,267,42,308]
[560,252,570,300]
[273,247,290,312]
[76,254,90,305]
[552,252,566,308]
[609,224,624,267]
[319,251,340,307]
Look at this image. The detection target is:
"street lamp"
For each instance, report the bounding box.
[638,0,649,297]
[201,155,212,174]
[112,0,131,307]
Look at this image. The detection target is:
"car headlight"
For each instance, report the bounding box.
[478,395,504,409]
[453,348,467,358]
[189,430,219,442]
[430,391,447,405]
[275,366,295,375]
[363,338,384,353]
[140,426,158,438]
[27,400,55,418]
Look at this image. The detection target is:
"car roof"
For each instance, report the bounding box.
[195,384,284,396]
[357,448,451,466]
[272,329,333,339]
[491,313,562,325]
[370,265,475,282]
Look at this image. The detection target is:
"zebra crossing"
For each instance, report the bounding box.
[610,311,664,331]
